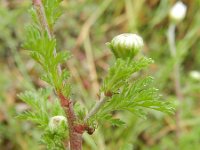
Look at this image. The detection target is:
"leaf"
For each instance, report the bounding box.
[53,51,71,66]
[18,88,53,128]
[101,57,153,93]
[43,0,63,28]
[41,73,54,86]
[91,76,174,126]
[110,118,125,127]
[18,91,41,110]
[17,111,49,128]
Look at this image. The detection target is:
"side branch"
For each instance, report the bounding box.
[84,93,109,122]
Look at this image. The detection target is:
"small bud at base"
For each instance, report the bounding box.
[49,115,67,132]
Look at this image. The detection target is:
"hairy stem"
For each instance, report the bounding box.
[32,0,62,74]
[32,0,82,149]
[167,23,183,138]
[33,0,52,38]
[58,93,83,150]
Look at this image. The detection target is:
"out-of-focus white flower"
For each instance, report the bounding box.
[49,116,67,132]
[108,33,144,59]
[169,1,187,22]
[189,70,200,81]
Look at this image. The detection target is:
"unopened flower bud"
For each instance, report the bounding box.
[169,1,187,23]
[107,33,143,59]
[49,116,67,132]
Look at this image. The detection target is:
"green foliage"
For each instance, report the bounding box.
[90,75,174,126]
[87,57,174,127]
[18,89,50,127]
[18,1,70,149]
[42,0,63,29]
[74,103,87,122]
[101,57,153,94]
[23,24,71,94]
[18,88,65,121]
[23,0,69,94]
[41,124,67,150]
[18,0,174,149]
[18,88,67,149]
[1,0,200,149]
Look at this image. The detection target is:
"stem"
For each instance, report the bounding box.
[167,23,183,138]
[168,24,176,57]
[84,93,107,122]
[32,0,62,75]
[32,1,83,149]
[58,93,83,150]
[33,0,52,38]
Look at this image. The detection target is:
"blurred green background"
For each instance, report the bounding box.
[0,0,200,149]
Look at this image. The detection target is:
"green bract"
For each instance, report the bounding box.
[107,33,144,59]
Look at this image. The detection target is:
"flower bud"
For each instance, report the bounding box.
[49,116,67,132]
[107,33,144,59]
[169,1,187,23]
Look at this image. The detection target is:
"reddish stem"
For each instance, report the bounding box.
[58,92,83,150]
[32,1,95,149]
[33,0,41,5]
